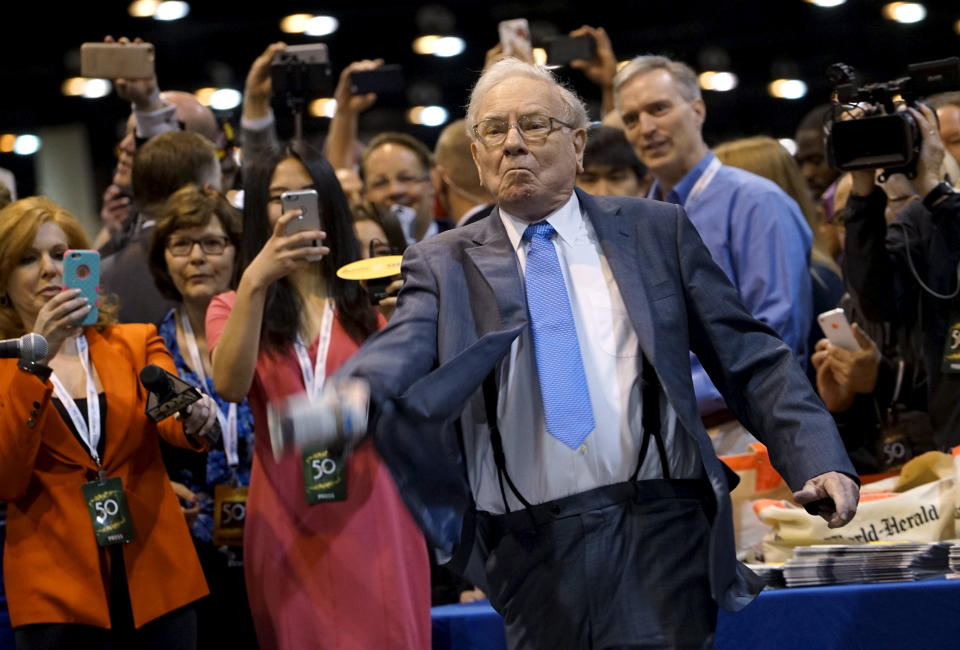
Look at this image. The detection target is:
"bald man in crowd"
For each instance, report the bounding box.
[434,119,495,226]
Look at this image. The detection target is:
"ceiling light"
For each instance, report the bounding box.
[883,2,926,23]
[194,87,216,106]
[0,134,15,153]
[433,37,465,58]
[407,105,448,127]
[305,15,338,36]
[804,0,846,7]
[209,89,241,111]
[698,71,738,92]
[62,78,112,98]
[13,135,41,156]
[128,0,159,17]
[153,1,189,21]
[281,13,312,33]
[768,79,808,100]
[778,138,798,156]
[413,35,440,55]
[309,98,338,118]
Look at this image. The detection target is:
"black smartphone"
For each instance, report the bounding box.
[350,65,405,95]
[546,36,597,67]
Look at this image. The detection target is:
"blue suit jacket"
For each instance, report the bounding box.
[338,188,855,611]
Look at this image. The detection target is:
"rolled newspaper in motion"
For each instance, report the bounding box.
[269,378,370,460]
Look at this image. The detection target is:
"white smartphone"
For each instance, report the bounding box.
[817,308,859,351]
[498,18,532,61]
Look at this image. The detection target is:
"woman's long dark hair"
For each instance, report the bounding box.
[240,142,378,352]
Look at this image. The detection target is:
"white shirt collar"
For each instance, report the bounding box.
[499,192,583,251]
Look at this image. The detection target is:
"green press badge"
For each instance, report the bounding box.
[302,449,347,504]
[941,312,960,374]
[81,477,135,546]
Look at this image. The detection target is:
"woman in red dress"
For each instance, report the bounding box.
[207,145,430,649]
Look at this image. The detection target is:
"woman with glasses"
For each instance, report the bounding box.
[146,184,257,649]
[207,142,430,650]
[0,197,217,648]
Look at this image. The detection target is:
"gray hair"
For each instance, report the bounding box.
[465,58,590,140]
[613,55,701,111]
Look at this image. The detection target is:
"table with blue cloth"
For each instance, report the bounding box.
[431,579,960,650]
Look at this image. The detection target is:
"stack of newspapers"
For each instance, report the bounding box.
[949,543,960,577]
[745,563,786,589]
[782,543,951,587]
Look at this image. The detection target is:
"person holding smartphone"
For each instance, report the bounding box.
[207,143,430,650]
[0,197,218,648]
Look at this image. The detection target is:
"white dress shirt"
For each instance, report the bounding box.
[467,192,701,513]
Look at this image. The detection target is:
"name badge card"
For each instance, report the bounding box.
[82,477,135,546]
[302,448,347,504]
[213,484,248,547]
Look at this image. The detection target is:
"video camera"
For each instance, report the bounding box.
[824,57,960,178]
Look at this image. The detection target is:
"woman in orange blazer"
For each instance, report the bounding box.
[0,197,217,649]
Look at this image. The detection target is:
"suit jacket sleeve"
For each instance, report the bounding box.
[337,243,441,414]
[672,205,856,489]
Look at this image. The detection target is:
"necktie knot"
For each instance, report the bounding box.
[523,221,556,243]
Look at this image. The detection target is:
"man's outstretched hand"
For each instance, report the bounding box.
[793,471,860,528]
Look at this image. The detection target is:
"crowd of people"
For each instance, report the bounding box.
[0,23,958,650]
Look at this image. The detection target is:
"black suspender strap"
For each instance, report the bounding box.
[635,354,671,481]
[485,354,670,514]
[483,371,532,513]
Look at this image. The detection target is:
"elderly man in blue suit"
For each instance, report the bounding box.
[324,59,860,649]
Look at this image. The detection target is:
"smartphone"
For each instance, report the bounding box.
[546,35,597,67]
[281,190,323,261]
[817,308,859,351]
[63,250,100,326]
[281,189,322,235]
[80,42,155,79]
[498,18,532,61]
[350,65,405,95]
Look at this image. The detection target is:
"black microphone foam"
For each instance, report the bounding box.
[139,364,176,401]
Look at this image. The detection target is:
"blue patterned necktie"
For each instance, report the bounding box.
[522,222,595,449]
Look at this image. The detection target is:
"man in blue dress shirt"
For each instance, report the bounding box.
[614,55,814,447]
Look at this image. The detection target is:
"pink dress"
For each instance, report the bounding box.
[207,292,430,650]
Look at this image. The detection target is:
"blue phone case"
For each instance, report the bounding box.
[63,250,100,326]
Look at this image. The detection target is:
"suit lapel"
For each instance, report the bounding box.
[463,208,527,336]
[578,189,660,366]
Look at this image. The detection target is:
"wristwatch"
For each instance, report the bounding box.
[17,359,53,383]
[921,181,955,212]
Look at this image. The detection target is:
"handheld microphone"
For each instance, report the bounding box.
[0,333,49,361]
[139,364,221,444]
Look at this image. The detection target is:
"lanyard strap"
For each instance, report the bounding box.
[178,308,239,467]
[683,156,722,208]
[294,300,335,402]
[49,334,102,466]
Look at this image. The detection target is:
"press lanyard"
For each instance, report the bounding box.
[178,308,239,467]
[49,335,102,466]
[682,156,722,208]
[293,300,334,401]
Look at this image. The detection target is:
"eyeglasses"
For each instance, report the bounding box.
[166,236,231,257]
[368,238,403,259]
[472,113,575,146]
